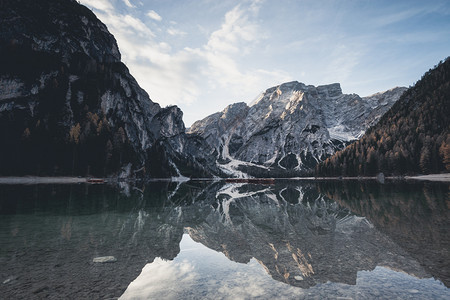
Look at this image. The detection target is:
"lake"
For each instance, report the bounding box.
[0,180,449,299]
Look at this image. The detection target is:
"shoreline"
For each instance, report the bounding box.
[292,174,450,182]
[0,173,448,185]
[403,174,450,182]
[0,176,88,185]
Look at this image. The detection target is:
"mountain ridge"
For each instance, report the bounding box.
[4,0,441,179]
[316,57,450,176]
[188,81,406,177]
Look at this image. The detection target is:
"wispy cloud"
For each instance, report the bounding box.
[78,0,450,126]
[79,0,199,106]
[322,43,363,84]
[147,10,162,22]
[193,1,291,101]
[79,0,113,12]
[167,28,186,36]
[79,0,292,124]
[372,8,423,27]
[370,3,446,28]
[95,12,201,105]
[206,4,259,54]
[122,0,135,8]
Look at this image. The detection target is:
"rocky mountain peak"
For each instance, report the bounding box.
[189,81,406,177]
[317,83,342,98]
[151,105,185,139]
[277,81,306,92]
[222,102,248,118]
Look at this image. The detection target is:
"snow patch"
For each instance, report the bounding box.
[167,181,182,200]
[169,159,190,182]
[217,183,271,200]
[218,131,270,178]
[336,215,373,234]
[265,192,279,204]
[264,152,278,166]
[220,197,234,225]
[327,124,359,141]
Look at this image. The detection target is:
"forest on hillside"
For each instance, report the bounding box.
[316,57,450,177]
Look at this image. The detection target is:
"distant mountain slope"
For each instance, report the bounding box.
[0,0,219,177]
[316,58,450,176]
[188,82,405,177]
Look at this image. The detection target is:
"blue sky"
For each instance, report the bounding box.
[79,0,450,126]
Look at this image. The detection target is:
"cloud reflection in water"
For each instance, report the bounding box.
[121,233,448,299]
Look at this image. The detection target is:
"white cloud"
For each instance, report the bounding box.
[167,28,187,36]
[78,1,201,108]
[79,0,293,125]
[79,0,113,12]
[78,0,450,127]
[206,5,259,54]
[121,258,198,299]
[96,15,200,105]
[194,1,291,102]
[147,10,162,21]
[123,14,155,37]
[122,0,135,8]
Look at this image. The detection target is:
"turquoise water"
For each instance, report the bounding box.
[0,180,449,299]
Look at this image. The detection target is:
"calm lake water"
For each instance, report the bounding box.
[0,180,449,299]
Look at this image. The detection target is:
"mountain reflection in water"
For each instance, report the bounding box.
[0,180,448,299]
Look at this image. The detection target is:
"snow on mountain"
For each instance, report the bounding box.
[188,81,406,177]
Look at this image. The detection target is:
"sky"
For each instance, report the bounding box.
[79,0,450,127]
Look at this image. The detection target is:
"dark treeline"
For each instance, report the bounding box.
[316,57,450,176]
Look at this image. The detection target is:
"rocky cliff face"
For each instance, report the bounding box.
[188,82,406,177]
[0,0,218,177]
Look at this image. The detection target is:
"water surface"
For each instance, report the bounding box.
[0,180,449,299]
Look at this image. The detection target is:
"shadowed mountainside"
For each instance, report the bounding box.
[0,0,220,178]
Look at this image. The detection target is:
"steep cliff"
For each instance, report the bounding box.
[0,0,218,177]
[189,81,405,177]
